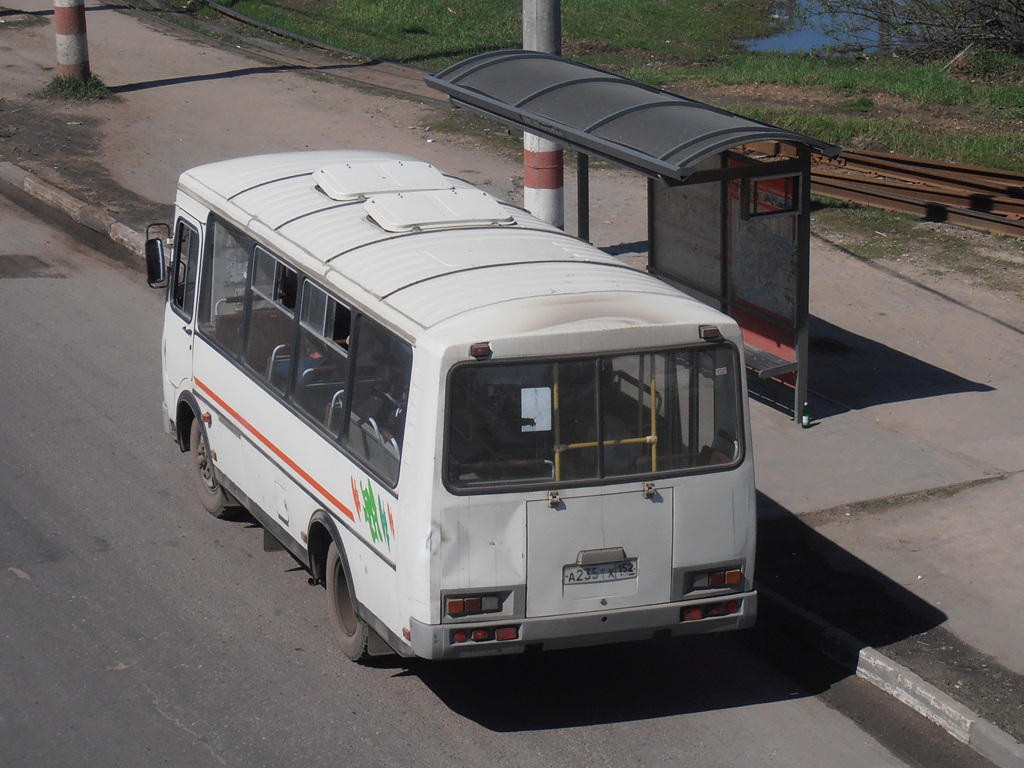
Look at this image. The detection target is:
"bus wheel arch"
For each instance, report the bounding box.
[325,539,370,662]
[306,519,334,586]
[175,396,199,453]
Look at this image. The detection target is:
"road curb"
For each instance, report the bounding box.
[0,161,146,257]
[758,584,1024,768]
[2,159,1021,767]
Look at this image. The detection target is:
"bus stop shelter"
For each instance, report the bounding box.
[426,50,841,421]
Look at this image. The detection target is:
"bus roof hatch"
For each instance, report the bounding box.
[314,159,452,202]
[364,188,515,233]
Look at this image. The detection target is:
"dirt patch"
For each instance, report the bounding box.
[809,204,1024,299]
[0,7,49,29]
[883,626,1024,743]
[0,96,171,231]
[796,478,1002,529]
[675,79,1023,140]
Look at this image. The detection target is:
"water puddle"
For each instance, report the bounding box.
[743,1,883,53]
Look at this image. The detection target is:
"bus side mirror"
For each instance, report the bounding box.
[145,237,167,288]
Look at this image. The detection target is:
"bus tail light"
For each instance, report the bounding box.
[681,600,740,622]
[707,600,740,617]
[451,625,520,645]
[469,342,492,359]
[446,594,502,618]
[691,568,743,590]
[683,607,703,622]
[495,626,519,642]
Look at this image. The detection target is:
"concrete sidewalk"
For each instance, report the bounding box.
[1,2,1022,765]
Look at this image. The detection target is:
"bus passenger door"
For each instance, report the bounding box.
[162,217,202,402]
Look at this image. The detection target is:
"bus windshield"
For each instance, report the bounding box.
[446,344,742,490]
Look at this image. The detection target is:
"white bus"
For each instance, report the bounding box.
[146,150,756,662]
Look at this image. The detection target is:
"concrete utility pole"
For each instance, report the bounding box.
[53,0,90,81]
[522,0,563,229]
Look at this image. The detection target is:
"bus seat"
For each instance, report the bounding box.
[267,344,291,389]
[325,389,346,433]
[213,311,244,351]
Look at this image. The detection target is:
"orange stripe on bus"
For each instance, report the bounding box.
[194,377,355,522]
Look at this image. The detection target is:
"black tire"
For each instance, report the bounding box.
[189,418,229,517]
[326,542,370,662]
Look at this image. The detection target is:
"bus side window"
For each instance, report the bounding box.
[293,281,350,432]
[344,317,412,486]
[197,219,250,357]
[244,247,298,393]
[170,219,200,320]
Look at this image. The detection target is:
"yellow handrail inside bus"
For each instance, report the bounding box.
[553,363,561,482]
[650,363,658,472]
[556,435,657,452]
[550,355,661,476]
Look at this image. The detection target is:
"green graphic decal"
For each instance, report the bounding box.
[354,478,393,551]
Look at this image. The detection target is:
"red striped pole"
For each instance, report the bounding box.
[523,0,563,229]
[524,135,564,229]
[54,0,90,81]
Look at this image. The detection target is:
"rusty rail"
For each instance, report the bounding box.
[810,149,1024,238]
[745,142,1024,238]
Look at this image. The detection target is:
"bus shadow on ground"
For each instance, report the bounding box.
[413,630,827,731]
[754,491,947,652]
[749,315,993,419]
[413,491,947,731]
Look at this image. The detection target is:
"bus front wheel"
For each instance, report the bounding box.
[189,419,228,517]
[326,542,370,662]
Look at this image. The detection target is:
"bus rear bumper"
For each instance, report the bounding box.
[408,591,757,660]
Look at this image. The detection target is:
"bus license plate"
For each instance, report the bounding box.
[563,560,637,585]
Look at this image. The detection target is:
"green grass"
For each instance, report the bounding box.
[739,105,1024,172]
[218,0,520,68]
[840,96,875,112]
[562,0,770,63]
[675,52,1024,120]
[189,1,1024,170]
[221,0,773,71]
[157,8,240,45]
[37,74,112,100]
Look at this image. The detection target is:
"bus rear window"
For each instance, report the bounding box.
[446,346,742,490]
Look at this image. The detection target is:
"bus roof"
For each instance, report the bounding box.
[179,151,733,340]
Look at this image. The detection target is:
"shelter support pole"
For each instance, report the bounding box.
[523,0,564,229]
[54,0,90,81]
[794,145,812,420]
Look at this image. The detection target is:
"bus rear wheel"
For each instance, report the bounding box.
[326,542,370,662]
[189,419,228,517]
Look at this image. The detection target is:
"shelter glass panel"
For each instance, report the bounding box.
[649,166,723,306]
[728,174,799,323]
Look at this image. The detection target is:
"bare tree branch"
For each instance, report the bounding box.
[809,0,1024,57]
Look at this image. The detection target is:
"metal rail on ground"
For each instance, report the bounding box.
[809,149,1024,239]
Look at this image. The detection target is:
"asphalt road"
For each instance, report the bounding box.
[0,191,992,767]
